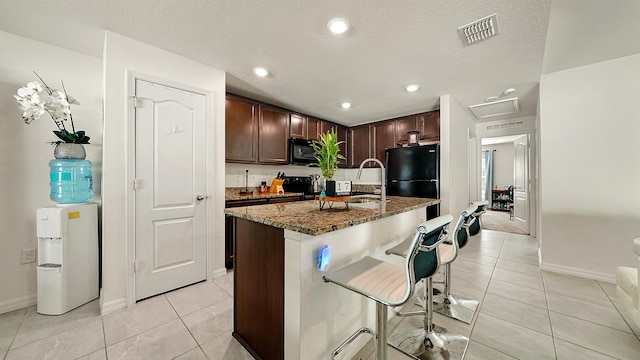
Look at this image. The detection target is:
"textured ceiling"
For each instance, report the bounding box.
[543,0,640,75]
[6,0,623,127]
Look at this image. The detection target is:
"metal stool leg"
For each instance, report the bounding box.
[387,275,469,360]
[424,277,445,349]
[432,262,479,324]
[411,279,443,310]
[377,303,388,360]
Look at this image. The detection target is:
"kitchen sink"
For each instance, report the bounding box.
[347,195,389,209]
[347,195,382,203]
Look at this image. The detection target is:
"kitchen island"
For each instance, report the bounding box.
[224,196,439,360]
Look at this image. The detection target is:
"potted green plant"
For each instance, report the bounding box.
[311,129,346,195]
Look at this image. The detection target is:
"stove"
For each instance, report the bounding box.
[282,176,313,196]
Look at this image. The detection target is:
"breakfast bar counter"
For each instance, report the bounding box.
[224,196,439,360]
[224,195,439,236]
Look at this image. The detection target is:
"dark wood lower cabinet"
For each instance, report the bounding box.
[225,196,302,270]
[224,214,234,269]
[224,199,269,270]
[233,218,284,360]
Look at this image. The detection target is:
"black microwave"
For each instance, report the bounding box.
[288,138,317,165]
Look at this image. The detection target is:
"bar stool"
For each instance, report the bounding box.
[384,214,470,359]
[431,204,479,324]
[469,200,488,236]
[323,215,452,360]
[386,204,482,324]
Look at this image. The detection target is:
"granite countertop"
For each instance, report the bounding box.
[224,196,440,236]
[225,184,381,201]
[225,187,303,201]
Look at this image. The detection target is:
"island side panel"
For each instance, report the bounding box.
[233,217,284,360]
[284,207,427,360]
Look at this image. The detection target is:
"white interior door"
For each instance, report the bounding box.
[513,135,529,234]
[134,79,207,300]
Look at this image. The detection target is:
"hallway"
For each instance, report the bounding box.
[481,209,528,235]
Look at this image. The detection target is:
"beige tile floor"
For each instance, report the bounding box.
[1,229,639,359]
[0,271,247,360]
[355,230,640,360]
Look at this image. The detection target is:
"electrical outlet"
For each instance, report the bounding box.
[235,175,241,186]
[21,248,36,264]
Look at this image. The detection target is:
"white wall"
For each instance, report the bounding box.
[0,31,103,313]
[440,95,478,217]
[102,32,226,312]
[539,53,640,281]
[482,142,514,190]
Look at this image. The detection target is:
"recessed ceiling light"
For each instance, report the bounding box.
[253,67,269,77]
[503,88,516,96]
[327,18,350,34]
[341,102,352,109]
[405,84,420,92]
[485,96,499,102]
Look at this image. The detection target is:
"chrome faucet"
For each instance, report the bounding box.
[356,158,386,204]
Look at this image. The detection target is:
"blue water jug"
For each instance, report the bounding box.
[49,159,93,204]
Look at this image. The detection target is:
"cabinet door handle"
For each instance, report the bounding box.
[196,195,207,201]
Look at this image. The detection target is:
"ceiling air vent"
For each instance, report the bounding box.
[458,14,499,45]
[485,120,525,131]
[469,97,519,120]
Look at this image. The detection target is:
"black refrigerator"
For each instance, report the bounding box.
[385,144,440,219]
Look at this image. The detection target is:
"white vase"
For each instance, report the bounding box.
[53,143,86,159]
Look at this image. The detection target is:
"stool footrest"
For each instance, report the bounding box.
[394,309,426,317]
[331,327,375,360]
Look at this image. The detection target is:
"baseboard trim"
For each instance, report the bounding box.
[540,262,615,284]
[100,296,127,316]
[0,294,37,315]
[211,267,228,279]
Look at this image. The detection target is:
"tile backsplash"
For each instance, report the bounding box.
[225,163,383,188]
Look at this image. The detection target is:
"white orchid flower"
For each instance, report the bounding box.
[15,74,89,144]
[66,94,79,105]
[27,81,42,91]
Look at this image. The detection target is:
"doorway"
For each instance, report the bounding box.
[480,134,530,235]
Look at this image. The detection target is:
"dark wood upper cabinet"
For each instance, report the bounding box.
[417,111,440,140]
[319,120,332,135]
[226,93,440,166]
[258,106,290,164]
[350,125,371,168]
[336,124,348,168]
[226,96,258,162]
[290,113,306,139]
[317,120,348,167]
[325,121,348,168]
[395,115,418,144]
[307,117,321,141]
[372,120,396,165]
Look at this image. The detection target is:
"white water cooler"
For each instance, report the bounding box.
[36,203,98,315]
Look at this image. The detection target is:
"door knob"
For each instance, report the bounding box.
[196,195,207,201]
